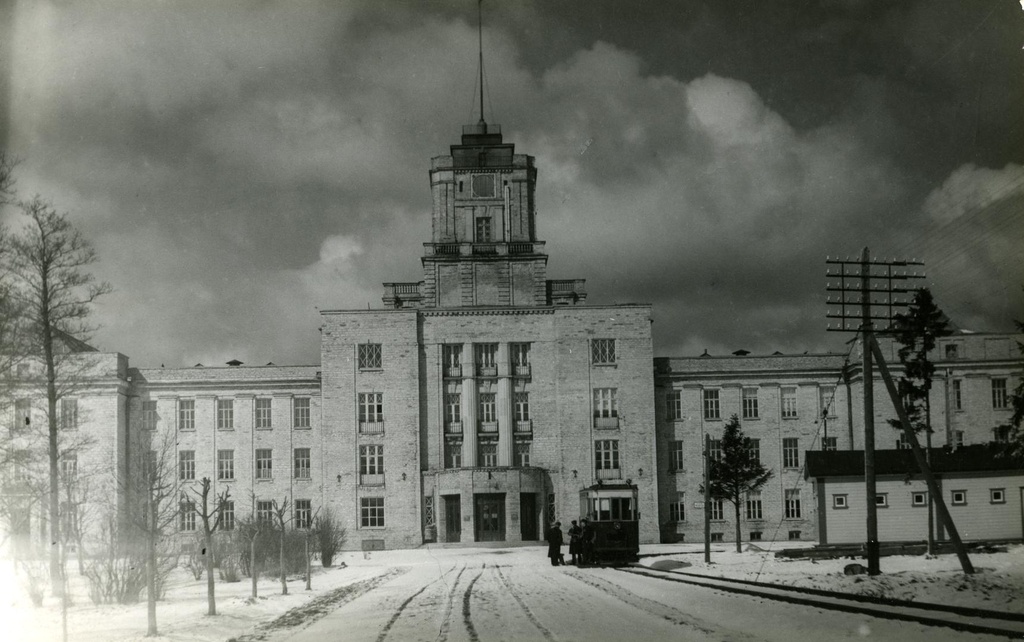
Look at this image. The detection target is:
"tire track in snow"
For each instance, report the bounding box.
[564,569,761,641]
[372,563,465,642]
[460,567,484,642]
[436,564,468,642]
[494,565,556,641]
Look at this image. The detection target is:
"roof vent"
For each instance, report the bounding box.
[226,359,243,367]
[732,349,750,356]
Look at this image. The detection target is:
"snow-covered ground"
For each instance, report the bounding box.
[2,542,1022,641]
[642,542,1024,614]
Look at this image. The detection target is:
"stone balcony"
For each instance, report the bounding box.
[546,279,587,305]
[423,241,546,257]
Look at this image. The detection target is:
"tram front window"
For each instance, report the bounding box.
[594,497,634,521]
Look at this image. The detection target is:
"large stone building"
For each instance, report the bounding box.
[3,120,1021,553]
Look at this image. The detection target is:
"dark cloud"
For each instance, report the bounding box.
[4,1,1021,366]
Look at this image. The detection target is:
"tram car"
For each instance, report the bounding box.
[579,483,640,564]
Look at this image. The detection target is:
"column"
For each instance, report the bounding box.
[496,343,513,466]
[462,343,477,467]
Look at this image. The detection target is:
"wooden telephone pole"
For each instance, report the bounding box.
[826,249,972,576]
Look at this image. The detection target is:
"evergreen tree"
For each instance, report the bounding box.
[707,415,773,553]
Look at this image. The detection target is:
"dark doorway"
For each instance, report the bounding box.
[520,493,538,540]
[474,493,506,542]
[444,495,461,543]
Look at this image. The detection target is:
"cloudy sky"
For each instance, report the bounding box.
[1,0,1022,367]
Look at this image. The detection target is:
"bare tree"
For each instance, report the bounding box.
[271,498,292,595]
[188,477,230,615]
[1,197,111,592]
[302,507,320,591]
[236,507,264,600]
[125,431,180,637]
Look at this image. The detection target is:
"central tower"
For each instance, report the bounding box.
[382,121,587,309]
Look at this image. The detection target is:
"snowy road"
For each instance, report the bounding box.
[267,548,1008,642]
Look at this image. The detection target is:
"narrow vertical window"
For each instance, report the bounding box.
[219,500,235,531]
[781,387,798,418]
[217,450,234,481]
[142,400,158,430]
[511,343,531,376]
[255,449,273,480]
[255,398,273,429]
[783,438,799,468]
[785,489,802,518]
[294,499,312,529]
[742,388,758,419]
[667,391,682,421]
[217,399,234,430]
[703,389,720,420]
[360,497,385,527]
[952,380,963,411]
[293,397,311,428]
[294,448,311,480]
[178,450,195,481]
[60,399,78,430]
[669,440,684,472]
[992,378,1008,409]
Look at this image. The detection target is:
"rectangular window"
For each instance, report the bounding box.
[591,339,616,365]
[179,498,196,532]
[749,531,763,541]
[444,441,462,469]
[256,500,274,524]
[990,488,1005,504]
[255,449,273,480]
[742,388,759,420]
[219,500,234,531]
[954,430,965,448]
[912,491,927,507]
[359,392,384,424]
[424,496,435,528]
[294,448,311,480]
[782,387,798,419]
[293,397,311,428]
[294,499,312,529]
[217,399,234,430]
[822,437,838,451]
[513,392,530,423]
[819,386,836,418]
[945,343,959,359]
[746,438,760,465]
[784,489,802,519]
[511,343,531,375]
[166,408,197,448]
[359,445,384,483]
[217,450,234,481]
[745,491,763,520]
[667,391,682,421]
[444,393,462,429]
[710,532,723,542]
[514,442,530,467]
[595,440,620,472]
[702,389,720,420]
[876,493,888,508]
[475,216,492,242]
[475,343,497,376]
[992,378,1008,409]
[479,441,497,467]
[952,380,963,411]
[60,453,78,482]
[358,343,382,370]
[669,494,685,522]
[442,344,462,376]
[142,450,157,483]
[994,425,1011,443]
[593,388,618,418]
[360,497,385,528]
[255,398,272,429]
[708,438,722,462]
[833,494,848,509]
[783,438,800,469]
[709,499,724,521]
[788,530,801,541]
[178,450,195,481]
[60,398,78,430]
[142,400,158,431]
[478,393,497,424]
[14,398,31,430]
[669,440,684,472]
[951,490,967,506]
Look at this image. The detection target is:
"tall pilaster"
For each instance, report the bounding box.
[496,343,513,466]
[462,342,477,467]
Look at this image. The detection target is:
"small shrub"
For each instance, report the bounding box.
[19,562,46,607]
[185,538,205,580]
[312,509,347,568]
[219,558,240,583]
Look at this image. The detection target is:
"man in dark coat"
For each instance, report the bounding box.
[546,522,564,566]
[567,520,582,564]
[580,518,595,565]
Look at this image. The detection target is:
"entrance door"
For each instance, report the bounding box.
[444,495,461,543]
[475,493,506,542]
[520,493,538,541]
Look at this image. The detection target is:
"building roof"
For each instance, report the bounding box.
[805,444,1024,478]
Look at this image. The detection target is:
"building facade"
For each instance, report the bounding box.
[3,122,1021,554]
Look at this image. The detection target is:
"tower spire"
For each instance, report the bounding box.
[478,0,485,124]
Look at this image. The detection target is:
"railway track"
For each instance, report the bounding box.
[616,566,1024,639]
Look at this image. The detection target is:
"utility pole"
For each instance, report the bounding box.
[826,249,923,576]
[704,433,711,564]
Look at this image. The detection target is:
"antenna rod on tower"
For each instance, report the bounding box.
[478,0,485,124]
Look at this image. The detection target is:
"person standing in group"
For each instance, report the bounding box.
[580,518,595,565]
[546,521,564,566]
[568,520,582,565]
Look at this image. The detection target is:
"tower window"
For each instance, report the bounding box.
[475,217,492,242]
[472,174,495,198]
